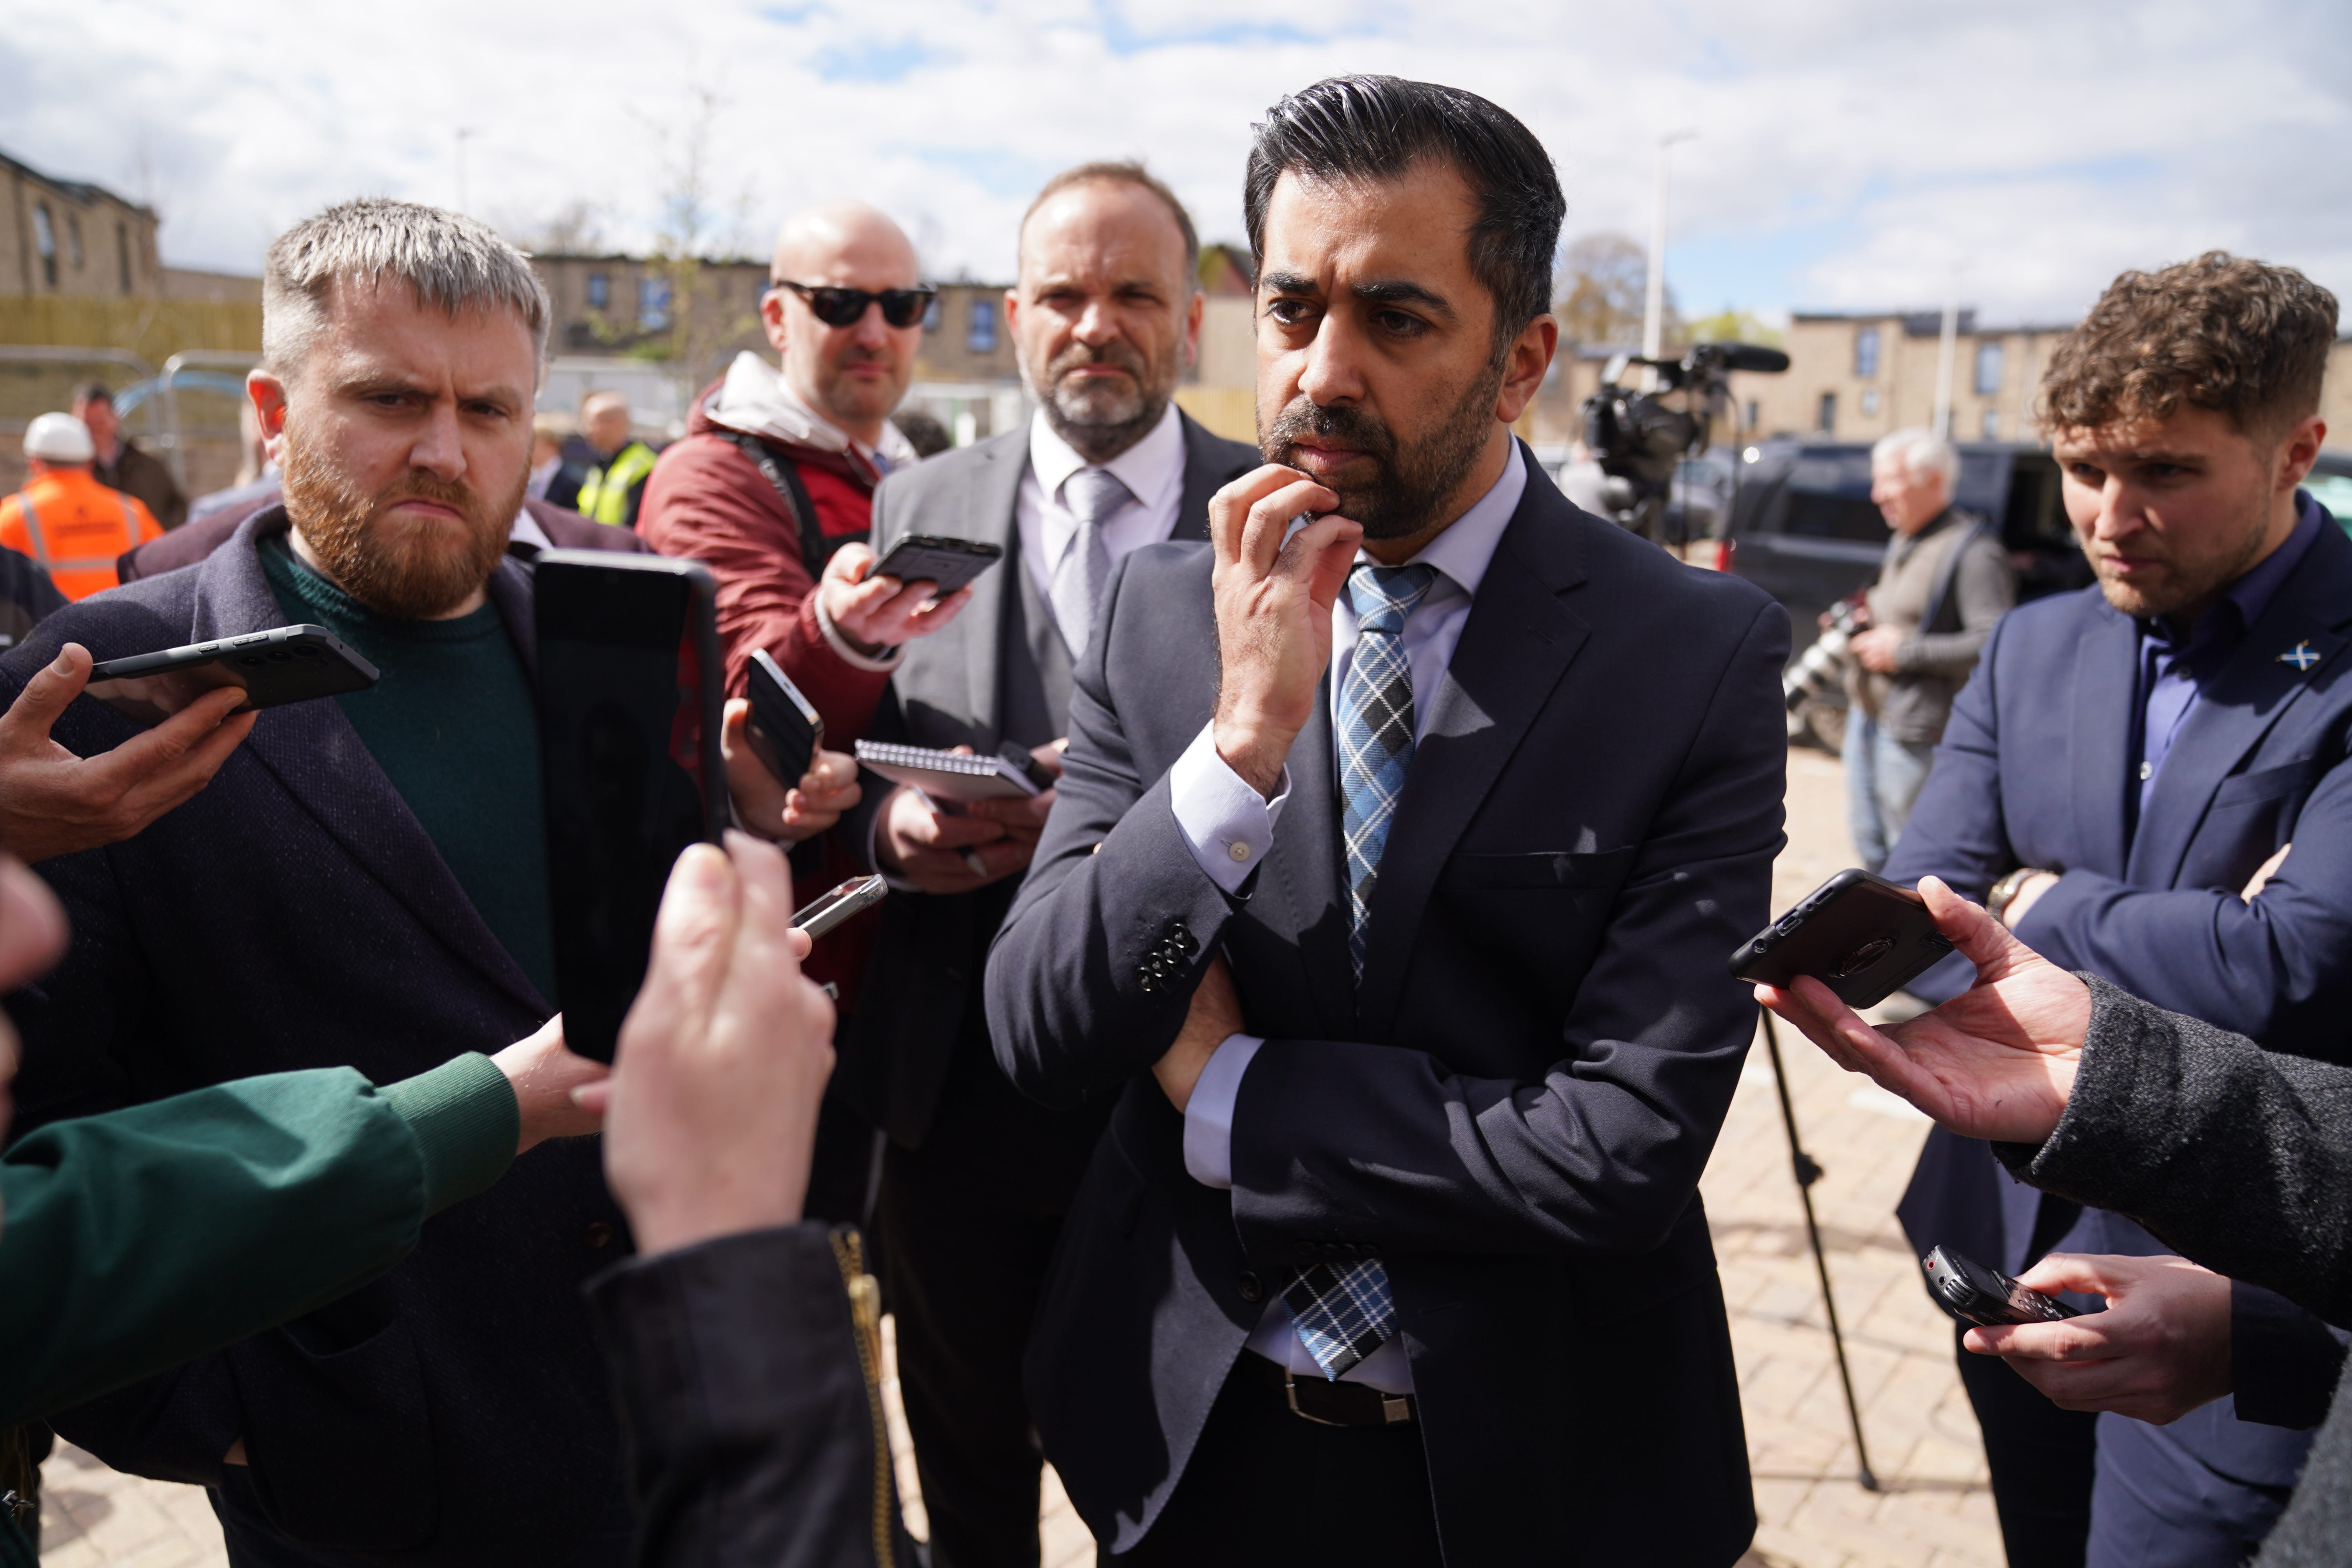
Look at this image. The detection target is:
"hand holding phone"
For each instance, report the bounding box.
[818,541,977,654]
[867,535,1002,598]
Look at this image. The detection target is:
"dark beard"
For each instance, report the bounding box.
[1258,354,1504,539]
[281,425,517,619]
[1038,338,1172,463]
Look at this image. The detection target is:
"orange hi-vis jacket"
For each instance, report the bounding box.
[0,466,164,601]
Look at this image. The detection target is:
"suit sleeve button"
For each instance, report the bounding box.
[1237,1271,1264,1303]
[584,1221,615,1249]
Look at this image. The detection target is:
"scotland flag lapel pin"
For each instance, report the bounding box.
[2279,640,2323,673]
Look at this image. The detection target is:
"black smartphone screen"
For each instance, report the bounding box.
[536,553,726,1062]
[1728,867,1955,1007]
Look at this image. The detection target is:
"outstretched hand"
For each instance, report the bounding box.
[1755,876,2090,1145]
[0,642,257,862]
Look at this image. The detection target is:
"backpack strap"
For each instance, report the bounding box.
[711,430,858,574]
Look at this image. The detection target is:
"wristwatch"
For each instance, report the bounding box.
[1986,867,2048,924]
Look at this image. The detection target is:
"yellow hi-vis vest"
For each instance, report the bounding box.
[575,441,659,527]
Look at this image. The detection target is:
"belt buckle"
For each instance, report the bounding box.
[1281,1367,1350,1427]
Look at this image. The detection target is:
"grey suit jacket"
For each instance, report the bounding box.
[838,411,1258,1147]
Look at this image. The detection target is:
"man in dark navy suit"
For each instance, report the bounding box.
[1884,252,2350,1568]
[985,77,1786,1565]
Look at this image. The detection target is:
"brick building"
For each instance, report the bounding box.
[0,152,159,300]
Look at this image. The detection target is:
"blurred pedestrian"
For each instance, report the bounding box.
[530,411,584,508]
[0,414,163,600]
[187,399,282,525]
[72,382,185,531]
[573,391,657,527]
[1841,427,2014,870]
[1885,253,2349,1568]
[889,405,951,459]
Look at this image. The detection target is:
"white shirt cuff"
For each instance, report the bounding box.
[1181,1033,1263,1189]
[1167,722,1289,895]
[813,590,906,674]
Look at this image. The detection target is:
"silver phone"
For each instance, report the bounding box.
[791,874,887,940]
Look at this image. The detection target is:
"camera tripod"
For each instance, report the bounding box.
[1756,1003,1880,1492]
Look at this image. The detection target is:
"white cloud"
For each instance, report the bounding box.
[0,0,2343,323]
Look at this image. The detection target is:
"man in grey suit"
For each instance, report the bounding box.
[840,160,1257,1566]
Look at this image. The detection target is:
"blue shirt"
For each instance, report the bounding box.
[2131,490,2327,832]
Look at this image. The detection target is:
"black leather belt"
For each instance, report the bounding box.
[1241,1349,1416,1426]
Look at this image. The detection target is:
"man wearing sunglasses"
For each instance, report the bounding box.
[638,199,967,742]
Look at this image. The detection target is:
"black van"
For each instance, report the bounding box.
[1710,439,2092,746]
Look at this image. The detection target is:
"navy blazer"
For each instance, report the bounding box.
[1887,507,2352,1484]
[984,462,1787,1565]
[1,508,632,1566]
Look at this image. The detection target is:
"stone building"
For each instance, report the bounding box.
[0,151,159,299]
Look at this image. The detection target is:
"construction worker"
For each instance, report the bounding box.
[0,414,164,601]
[571,391,659,527]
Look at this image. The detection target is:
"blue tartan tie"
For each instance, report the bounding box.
[1284,561,1435,1380]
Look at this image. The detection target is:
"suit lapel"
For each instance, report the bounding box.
[954,434,1030,739]
[200,510,548,1014]
[1354,477,1591,1038]
[2129,526,2352,887]
[2068,604,2137,878]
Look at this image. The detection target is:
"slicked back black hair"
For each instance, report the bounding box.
[1244,76,1564,347]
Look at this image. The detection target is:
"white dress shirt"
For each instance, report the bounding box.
[1016,402,1187,648]
[1164,443,1529,1394]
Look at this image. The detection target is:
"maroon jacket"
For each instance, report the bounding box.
[635,385,890,744]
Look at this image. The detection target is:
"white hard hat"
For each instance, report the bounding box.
[24,412,94,464]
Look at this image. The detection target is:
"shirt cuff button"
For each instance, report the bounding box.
[1227,841,1252,862]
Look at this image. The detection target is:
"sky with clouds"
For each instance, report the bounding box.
[3,0,2346,328]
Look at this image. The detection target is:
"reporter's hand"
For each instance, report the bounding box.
[490,1015,610,1153]
[817,542,973,655]
[1209,465,1362,797]
[584,833,836,1256]
[1153,952,1240,1112]
[0,642,258,862]
[874,783,1030,893]
[966,737,1063,848]
[720,698,860,842]
[1755,875,2089,1143]
[1967,1254,2232,1425]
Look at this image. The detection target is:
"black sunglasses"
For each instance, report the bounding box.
[774,281,936,329]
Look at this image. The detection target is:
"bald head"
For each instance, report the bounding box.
[770,199,918,287]
[762,200,924,446]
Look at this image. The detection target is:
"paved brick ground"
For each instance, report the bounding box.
[39,743,2001,1566]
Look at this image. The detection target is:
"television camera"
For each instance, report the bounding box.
[1580,340,1789,544]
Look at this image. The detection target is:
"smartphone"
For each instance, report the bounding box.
[868,534,1003,597]
[791,874,887,941]
[1729,867,1956,1007]
[85,624,380,725]
[1923,1245,2083,1327]
[535,552,727,1062]
[745,649,822,786]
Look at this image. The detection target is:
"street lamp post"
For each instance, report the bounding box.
[1643,130,1698,369]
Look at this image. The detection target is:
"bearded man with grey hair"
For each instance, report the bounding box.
[0,199,743,1568]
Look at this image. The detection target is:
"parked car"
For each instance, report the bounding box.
[1709,439,2092,749]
